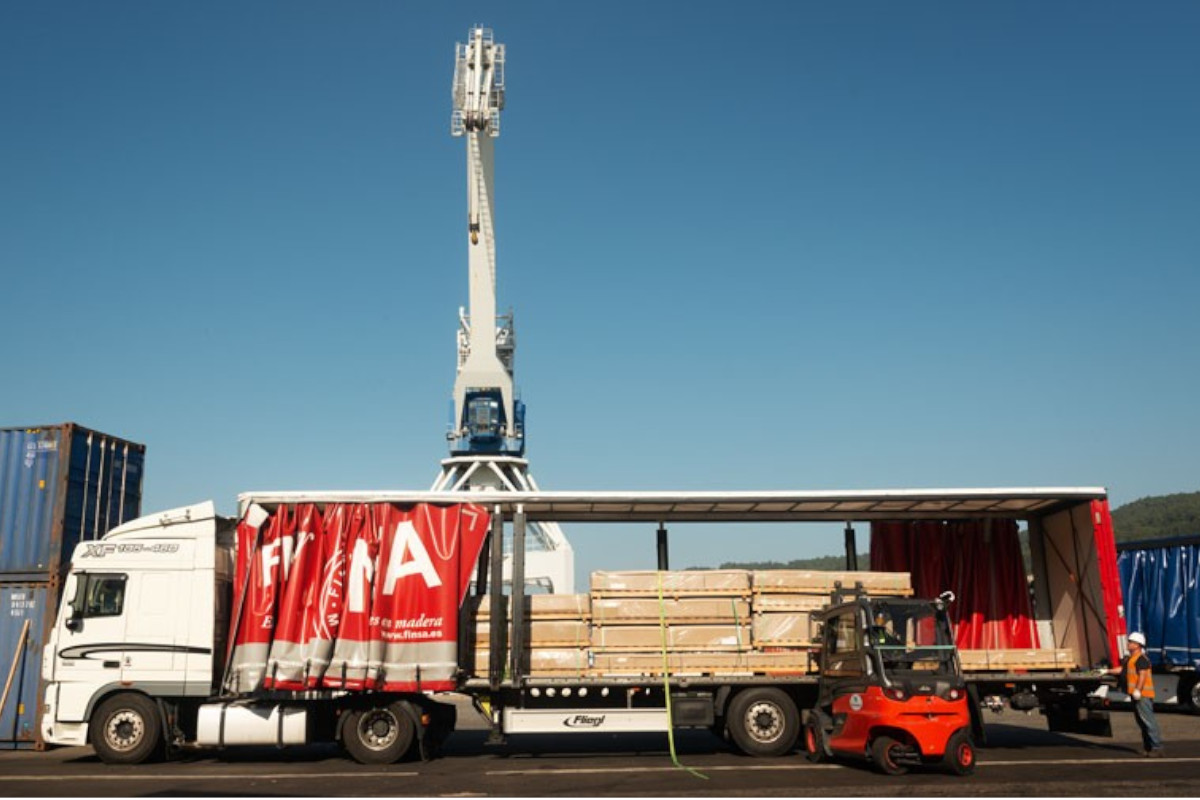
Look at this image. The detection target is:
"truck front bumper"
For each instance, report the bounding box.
[40,684,89,747]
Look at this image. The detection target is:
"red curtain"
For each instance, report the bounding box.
[228,502,490,693]
[871,519,1039,650]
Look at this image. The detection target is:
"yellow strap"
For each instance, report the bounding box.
[658,571,708,781]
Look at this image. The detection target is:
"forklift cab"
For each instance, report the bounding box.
[806,592,975,776]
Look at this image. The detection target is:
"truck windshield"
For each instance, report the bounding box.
[867,600,957,678]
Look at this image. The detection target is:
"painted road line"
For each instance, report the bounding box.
[485,756,1200,776]
[981,757,1200,766]
[0,771,420,782]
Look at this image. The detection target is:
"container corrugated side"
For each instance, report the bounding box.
[0,582,54,749]
[0,424,145,578]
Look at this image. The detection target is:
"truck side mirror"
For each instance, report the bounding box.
[65,577,86,632]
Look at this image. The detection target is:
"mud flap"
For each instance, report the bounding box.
[416,700,458,761]
[1045,703,1112,737]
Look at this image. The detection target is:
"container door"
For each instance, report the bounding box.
[1,584,49,748]
[51,571,130,723]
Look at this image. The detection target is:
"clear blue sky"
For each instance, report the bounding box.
[3,2,1198,585]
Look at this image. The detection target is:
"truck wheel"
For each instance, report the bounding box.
[870,735,909,775]
[726,688,800,757]
[942,729,976,776]
[342,702,416,764]
[90,693,162,765]
[1181,676,1200,715]
[803,713,829,763]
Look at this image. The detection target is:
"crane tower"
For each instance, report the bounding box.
[432,27,574,593]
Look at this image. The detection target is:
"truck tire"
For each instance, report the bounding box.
[726,688,800,757]
[870,734,908,775]
[90,693,162,765]
[942,729,976,776]
[1181,675,1200,715]
[341,702,416,765]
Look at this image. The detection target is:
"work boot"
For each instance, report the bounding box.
[1146,749,1165,758]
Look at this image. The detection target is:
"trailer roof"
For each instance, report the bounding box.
[238,487,1107,522]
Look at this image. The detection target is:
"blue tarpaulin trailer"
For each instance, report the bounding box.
[1116,536,1200,712]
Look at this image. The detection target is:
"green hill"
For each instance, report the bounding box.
[1111,491,1200,542]
[716,553,858,571]
[718,490,1200,570]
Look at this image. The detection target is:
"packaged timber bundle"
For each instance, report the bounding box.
[751,594,829,613]
[475,620,590,648]
[474,594,591,621]
[474,648,591,677]
[591,570,751,597]
[592,650,812,677]
[958,648,1077,672]
[752,570,912,596]
[752,613,814,647]
[465,594,592,677]
[591,597,750,625]
[591,624,751,652]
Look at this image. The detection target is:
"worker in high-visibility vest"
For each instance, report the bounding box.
[1114,632,1163,757]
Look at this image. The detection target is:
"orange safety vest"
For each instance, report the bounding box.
[1123,652,1156,699]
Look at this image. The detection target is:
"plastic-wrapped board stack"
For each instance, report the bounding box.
[751,569,912,650]
[470,568,913,680]
[471,594,592,676]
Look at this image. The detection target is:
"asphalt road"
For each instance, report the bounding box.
[2,705,1197,797]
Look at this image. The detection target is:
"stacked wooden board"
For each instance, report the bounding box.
[468,568,905,679]
[466,569,1077,678]
[958,648,1078,671]
[471,594,593,677]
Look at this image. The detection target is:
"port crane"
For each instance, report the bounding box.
[431,27,574,593]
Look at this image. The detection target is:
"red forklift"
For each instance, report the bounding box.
[804,588,976,775]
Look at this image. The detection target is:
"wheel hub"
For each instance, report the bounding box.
[360,710,399,749]
[746,702,783,742]
[106,711,144,752]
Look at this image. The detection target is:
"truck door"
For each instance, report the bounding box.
[51,571,131,723]
[121,571,183,681]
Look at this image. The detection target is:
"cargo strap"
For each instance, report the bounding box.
[658,572,708,781]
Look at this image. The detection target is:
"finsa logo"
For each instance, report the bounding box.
[563,714,606,729]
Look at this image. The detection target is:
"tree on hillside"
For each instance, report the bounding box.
[1111,491,1200,542]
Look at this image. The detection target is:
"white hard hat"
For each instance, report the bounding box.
[1128,632,1147,647]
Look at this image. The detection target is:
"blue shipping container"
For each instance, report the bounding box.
[0,424,146,579]
[1117,537,1200,670]
[0,582,52,748]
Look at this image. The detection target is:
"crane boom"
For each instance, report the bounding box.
[449,27,521,455]
[435,27,574,593]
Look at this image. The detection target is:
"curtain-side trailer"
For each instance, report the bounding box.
[39,487,1124,764]
[1112,535,1200,712]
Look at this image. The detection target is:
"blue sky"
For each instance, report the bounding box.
[3,2,1198,584]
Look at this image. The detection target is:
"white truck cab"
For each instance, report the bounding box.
[41,502,233,757]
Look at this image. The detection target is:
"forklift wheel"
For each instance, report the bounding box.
[943,730,976,776]
[870,735,909,775]
[803,715,829,763]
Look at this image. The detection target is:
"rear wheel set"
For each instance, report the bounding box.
[341,701,418,764]
[726,688,800,757]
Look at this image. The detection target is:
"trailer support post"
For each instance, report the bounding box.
[488,506,506,691]
[510,505,527,685]
[844,523,859,571]
[657,522,669,571]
